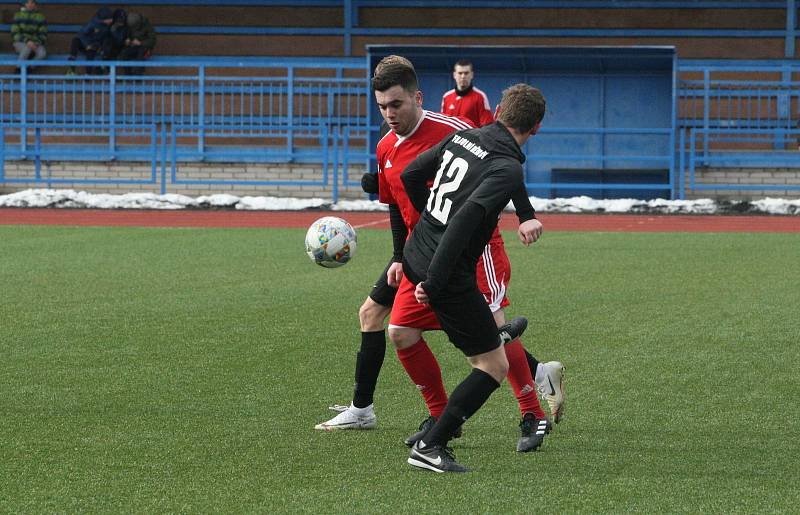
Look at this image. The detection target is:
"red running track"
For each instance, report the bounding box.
[1,208,798,232]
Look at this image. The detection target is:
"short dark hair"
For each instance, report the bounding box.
[374,55,414,75]
[454,59,473,70]
[497,84,546,133]
[371,61,418,94]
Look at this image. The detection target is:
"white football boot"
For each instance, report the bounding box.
[536,361,566,424]
[314,404,377,431]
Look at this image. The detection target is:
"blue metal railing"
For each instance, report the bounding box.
[0,121,350,198]
[5,57,800,200]
[676,61,800,198]
[1,57,373,201]
[0,122,161,188]
[678,64,800,133]
[168,123,332,196]
[0,58,368,161]
[684,128,800,197]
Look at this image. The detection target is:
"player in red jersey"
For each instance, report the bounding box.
[374,60,557,452]
[440,59,494,127]
[315,56,565,451]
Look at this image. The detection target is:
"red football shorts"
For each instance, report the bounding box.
[477,238,511,312]
[388,240,511,330]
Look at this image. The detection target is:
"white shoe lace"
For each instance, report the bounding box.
[329,404,350,412]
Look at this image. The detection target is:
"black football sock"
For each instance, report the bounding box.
[525,349,540,378]
[352,330,386,409]
[423,368,500,447]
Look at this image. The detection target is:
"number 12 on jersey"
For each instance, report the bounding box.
[427,149,469,224]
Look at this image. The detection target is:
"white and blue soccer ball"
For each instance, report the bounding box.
[305,216,357,268]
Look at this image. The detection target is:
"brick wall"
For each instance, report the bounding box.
[685,168,800,200]
[0,161,367,200]
[3,161,799,201]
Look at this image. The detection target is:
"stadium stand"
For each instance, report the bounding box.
[0,0,796,58]
[2,0,800,200]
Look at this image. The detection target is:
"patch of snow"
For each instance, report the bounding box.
[1,189,798,215]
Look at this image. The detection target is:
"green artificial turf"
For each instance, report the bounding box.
[1,224,798,513]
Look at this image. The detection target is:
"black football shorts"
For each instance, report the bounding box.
[403,263,500,357]
[432,284,500,357]
[368,260,398,307]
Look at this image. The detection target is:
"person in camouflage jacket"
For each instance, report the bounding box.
[11,0,47,62]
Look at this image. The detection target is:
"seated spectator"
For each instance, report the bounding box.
[11,0,47,68]
[101,9,128,62]
[119,12,156,75]
[67,6,113,75]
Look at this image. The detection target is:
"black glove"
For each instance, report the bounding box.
[361,172,379,194]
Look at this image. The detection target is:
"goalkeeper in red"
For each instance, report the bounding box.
[403,84,548,472]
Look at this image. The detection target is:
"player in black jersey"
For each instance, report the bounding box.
[401,84,546,473]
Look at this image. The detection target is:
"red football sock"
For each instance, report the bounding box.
[505,339,547,419]
[396,338,448,418]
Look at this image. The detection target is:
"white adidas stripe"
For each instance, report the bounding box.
[482,245,501,311]
[426,114,473,131]
[473,87,492,111]
[425,110,473,130]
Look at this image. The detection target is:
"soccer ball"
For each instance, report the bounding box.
[305,216,357,268]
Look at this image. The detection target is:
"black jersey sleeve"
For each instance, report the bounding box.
[468,159,524,215]
[421,200,485,300]
[401,137,450,213]
[388,203,407,262]
[511,182,536,222]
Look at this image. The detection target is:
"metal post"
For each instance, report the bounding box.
[150,124,158,184]
[786,0,796,58]
[34,127,41,182]
[779,65,791,149]
[689,129,696,193]
[170,124,178,187]
[287,66,294,160]
[198,64,205,156]
[109,65,117,156]
[20,66,27,156]
[702,70,710,157]
[330,125,339,203]
[160,122,167,194]
[0,126,4,181]
[670,53,678,200]
[327,87,335,128]
[328,125,337,203]
[344,0,353,57]
[599,78,606,198]
[678,128,685,200]
[343,126,350,188]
